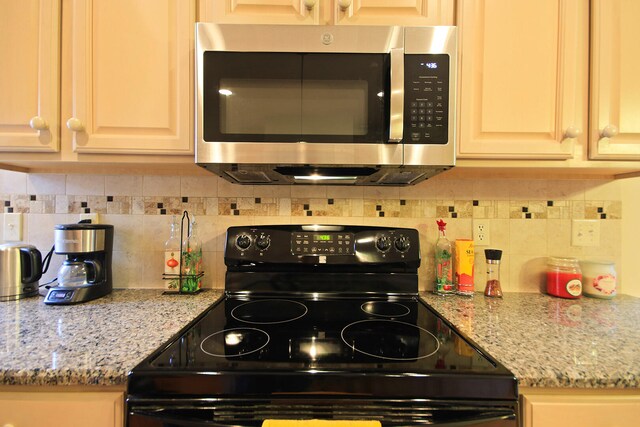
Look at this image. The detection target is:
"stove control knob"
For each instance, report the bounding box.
[235,234,252,250]
[376,235,392,252]
[394,235,411,252]
[255,233,271,250]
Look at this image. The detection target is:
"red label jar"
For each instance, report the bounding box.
[546,256,582,299]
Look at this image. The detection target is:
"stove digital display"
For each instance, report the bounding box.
[292,232,353,255]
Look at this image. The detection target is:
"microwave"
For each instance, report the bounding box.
[195,24,457,185]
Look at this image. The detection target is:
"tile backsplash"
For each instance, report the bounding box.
[0,170,623,294]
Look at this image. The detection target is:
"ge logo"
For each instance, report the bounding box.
[321,32,334,45]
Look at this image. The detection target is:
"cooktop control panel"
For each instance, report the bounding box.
[225,225,420,267]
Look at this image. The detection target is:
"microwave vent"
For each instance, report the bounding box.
[375,170,427,185]
[225,169,274,184]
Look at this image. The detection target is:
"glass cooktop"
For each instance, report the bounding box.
[149,296,497,373]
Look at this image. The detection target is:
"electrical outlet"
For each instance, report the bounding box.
[473,220,491,246]
[572,219,600,247]
[79,213,100,224]
[3,212,23,241]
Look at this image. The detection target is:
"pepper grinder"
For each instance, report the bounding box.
[484,249,503,298]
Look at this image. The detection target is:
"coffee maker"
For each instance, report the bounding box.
[44,223,114,305]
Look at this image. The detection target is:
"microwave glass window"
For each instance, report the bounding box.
[219,79,302,135]
[202,52,389,143]
[301,80,368,136]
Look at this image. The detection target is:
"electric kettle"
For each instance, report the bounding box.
[0,243,42,301]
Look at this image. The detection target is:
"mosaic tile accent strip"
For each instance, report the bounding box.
[0,194,624,220]
[219,197,279,216]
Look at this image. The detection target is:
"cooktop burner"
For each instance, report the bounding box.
[341,319,439,361]
[231,299,308,324]
[200,327,270,358]
[361,301,410,318]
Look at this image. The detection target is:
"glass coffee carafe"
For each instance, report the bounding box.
[57,259,102,287]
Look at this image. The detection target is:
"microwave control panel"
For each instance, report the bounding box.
[404,54,450,145]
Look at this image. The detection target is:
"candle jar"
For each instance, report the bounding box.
[580,260,617,299]
[546,257,582,299]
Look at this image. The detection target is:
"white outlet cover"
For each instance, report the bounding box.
[473,219,491,246]
[571,219,600,247]
[3,212,23,241]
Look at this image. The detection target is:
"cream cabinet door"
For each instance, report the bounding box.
[521,392,640,427]
[199,0,454,26]
[590,0,640,159]
[0,0,60,152]
[457,0,588,159]
[64,0,194,155]
[0,391,124,427]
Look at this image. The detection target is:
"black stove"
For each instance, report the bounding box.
[127,225,518,426]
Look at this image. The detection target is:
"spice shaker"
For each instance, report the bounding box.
[484,249,503,298]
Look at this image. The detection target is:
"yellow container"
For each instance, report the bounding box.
[455,239,475,295]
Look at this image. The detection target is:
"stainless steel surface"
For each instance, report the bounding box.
[404,26,457,167]
[389,47,404,143]
[196,24,457,185]
[54,228,106,254]
[0,243,40,301]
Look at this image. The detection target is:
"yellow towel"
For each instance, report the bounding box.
[263,420,381,427]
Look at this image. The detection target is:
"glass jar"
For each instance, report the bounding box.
[580,260,617,299]
[546,257,582,299]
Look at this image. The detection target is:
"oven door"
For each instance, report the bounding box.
[127,400,518,427]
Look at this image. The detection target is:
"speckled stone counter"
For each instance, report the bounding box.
[0,289,222,386]
[2,290,639,389]
[420,292,640,389]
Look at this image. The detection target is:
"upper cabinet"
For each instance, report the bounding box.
[457,0,588,159]
[589,0,640,160]
[0,0,60,152]
[199,0,454,26]
[0,0,195,158]
[63,0,194,155]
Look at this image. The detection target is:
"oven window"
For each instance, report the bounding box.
[202,52,389,143]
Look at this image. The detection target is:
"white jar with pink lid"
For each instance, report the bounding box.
[579,260,617,299]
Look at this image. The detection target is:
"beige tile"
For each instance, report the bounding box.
[291,185,327,198]
[217,178,254,197]
[112,250,144,288]
[101,214,144,253]
[400,180,437,200]
[142,176,180,197]
[584,179,621,201]
[509,180,547,200]
[181,175,218,197]
[66,174,105,196]
[508,255,547,293]
[435,179,474,200]
[326,186,364,199]
[0,170,27,195]
[546,180,585,201]
[509,219,547,255]
[105,175,143,196]
[473,179,509,201]
[254,185,291,199]
[363,186,399,200]
[27,174,66,195]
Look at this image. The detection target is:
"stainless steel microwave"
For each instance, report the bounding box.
[195,24,457,185]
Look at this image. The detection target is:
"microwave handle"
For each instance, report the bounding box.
[389,47,404,143]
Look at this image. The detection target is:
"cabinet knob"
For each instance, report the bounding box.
[303,0,317,10]
[338,0,352,10]
[601,124,619,139]
[66,117,85,132]
[29,116,49,131]
[564,126,581,139]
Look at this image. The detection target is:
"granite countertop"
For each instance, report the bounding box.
[420,292,640,389]
[1,289,639,389]
[0,289,222,386]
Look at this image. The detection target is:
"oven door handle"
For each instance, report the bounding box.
[128,409,229,426]
[388,47,404,143]
[436,412,517,426]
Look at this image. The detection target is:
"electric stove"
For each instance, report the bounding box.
[127,225,518,426]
